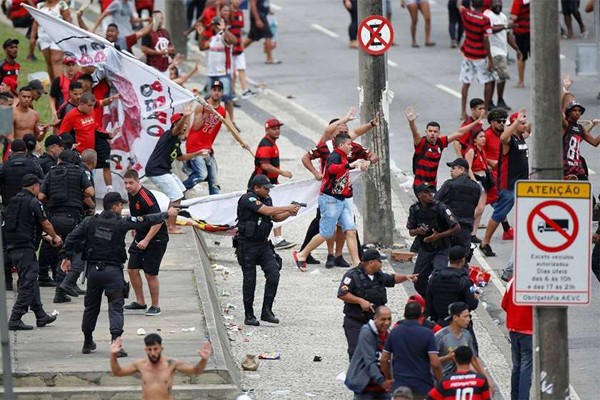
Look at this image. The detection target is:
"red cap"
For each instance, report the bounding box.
[63,56,77,65]
[408,294,426,308]
[509,112,525,124]
[265,118,283,129]
[170,112,184,125]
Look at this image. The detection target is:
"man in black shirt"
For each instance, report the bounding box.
[123,169,169,316]
[38,134,64,174]
[145,103,202,234]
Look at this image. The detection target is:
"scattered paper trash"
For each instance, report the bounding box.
[309,269,321,275]
[223,315,234,321]
[137,328,146,335]
[51,310,59,317]
[169,330,176,333]
[241,354,259,371]
[313,355,322,362]
[271,390,291,396]
[237,395,253,400]
[305,393,316,397]
[258,352,281,360]
[182,327,196,332]
[336,371,347,382]
[213,264,225,271]
[246,373,261,380]
[226,303,237,310]
[221,290,231,297]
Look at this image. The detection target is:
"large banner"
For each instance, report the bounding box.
[25,5,196,172]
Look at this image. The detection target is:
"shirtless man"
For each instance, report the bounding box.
[12,86,46,141]
[110,334,212,400]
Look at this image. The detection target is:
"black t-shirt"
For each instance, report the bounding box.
[145,130,182,177]
[128,186,168,243]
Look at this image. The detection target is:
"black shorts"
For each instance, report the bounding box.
[94,135,111,169]
[561,0,580,15]
[128,241,167,276]
[515,33,530,61]
[248,14,273,41]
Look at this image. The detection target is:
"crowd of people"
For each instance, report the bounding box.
[0,0,599,399]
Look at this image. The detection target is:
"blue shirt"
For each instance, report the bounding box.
[383,319,438,395]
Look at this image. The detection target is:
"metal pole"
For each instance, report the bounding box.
[530,1,570,399]
[0,217,14,398]
[165,0,188,59]
[358,0,394,247]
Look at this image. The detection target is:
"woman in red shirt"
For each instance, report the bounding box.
[464,130,490,242]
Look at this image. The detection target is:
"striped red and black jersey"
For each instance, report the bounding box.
[230,10,245,55]
[128,185,169,242]
[321,148,353,199]
[308,139,372,174]
[457,116,484,148]
[497,134,529,190]
[0,59,20,90]
[253,135,280,183]
[510,0,530,34]
[413,136,449,189]
[427,370,491,400]
[460,7,492,60]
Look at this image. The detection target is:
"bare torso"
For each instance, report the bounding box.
[138,357,177,400]
[12,106,39,141]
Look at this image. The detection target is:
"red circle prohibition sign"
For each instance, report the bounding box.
[358,16,394,56]
[526,200,578,253]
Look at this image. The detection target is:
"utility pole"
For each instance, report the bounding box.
[165,0,188,59]
[530,1,570,399]
[358,0,394,247]
[0,223,14,398]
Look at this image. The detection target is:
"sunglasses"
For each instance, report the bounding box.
[493,119,506,123]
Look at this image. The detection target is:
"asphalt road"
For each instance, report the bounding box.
[237,1,600,398]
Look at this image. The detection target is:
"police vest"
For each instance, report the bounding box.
[345,268,388,323]
[39,153,57,175]
[85,215,127,264]
[236,192,273,242]
[0,156,40,206]
[2,191,37,249]
[46,163,86,212]
[440,176,480,227]
[427,267,470,322]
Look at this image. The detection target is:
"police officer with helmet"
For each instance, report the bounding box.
[337,249,418,360]
[40,150,95,303]
[435,158,481,260]
[4,174,62,330]
[234,174,300,327]
[60,192,179,357]
[0,139,45,290]
[407,183,461,297]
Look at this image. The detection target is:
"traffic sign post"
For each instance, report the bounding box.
[514,180,592,305]
[358,16,394,56]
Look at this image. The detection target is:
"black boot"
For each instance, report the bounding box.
[261,297,279,324]
[8,319,33,331]
[53,288,72,303]
[35,310,57,327]
[244,315,260,326]
[38,274,56,287]
[82,335,97,354]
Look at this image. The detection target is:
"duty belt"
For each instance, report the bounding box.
[88,261,123,271]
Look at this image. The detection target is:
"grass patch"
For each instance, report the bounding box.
[1,21,52,123]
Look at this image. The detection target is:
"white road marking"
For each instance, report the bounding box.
[435,84,462,99]
[560,53,566,60]
[388,59,399,68]
[310,23,340,39]
[270,3,282,11]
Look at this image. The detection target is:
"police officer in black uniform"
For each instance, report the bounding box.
[0,139,45,290]
[38,135,64,174]
[40,150,95,303]
[234,174,300,327]
[60,192,178,356]
[435,158,481,261]
[4,174,62,330]
[426,246,480,352]
[407,183,461,297]
[337,249,417,360]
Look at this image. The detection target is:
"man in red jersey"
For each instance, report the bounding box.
[141,10,172,73]
[0,39,20,94]
[49,56,81,123]
[406,106,480,195]
[183,80,250,194]
[454,98,487,157]
[510,0,530,88]
[427,346,491,400]
[458,0,495,119]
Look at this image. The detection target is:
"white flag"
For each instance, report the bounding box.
[25,5,196,173]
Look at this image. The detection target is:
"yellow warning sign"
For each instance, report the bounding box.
[516,180,591,199]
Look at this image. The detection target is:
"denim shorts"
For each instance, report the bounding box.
[318,194,356,238]
[491,189,515,222]
[148,173,185,201]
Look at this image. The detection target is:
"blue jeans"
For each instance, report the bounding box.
[182,154,220,194]
[510,331,533,400]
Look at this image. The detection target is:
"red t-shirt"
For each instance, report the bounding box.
[460,7,492,60]
[457,116,484,147]
[59,107,96,152]
[187,105,226,153]
[510,0,530,35]
[464,144,488,173]
[8,0,29,19]
[483,127,501,162]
